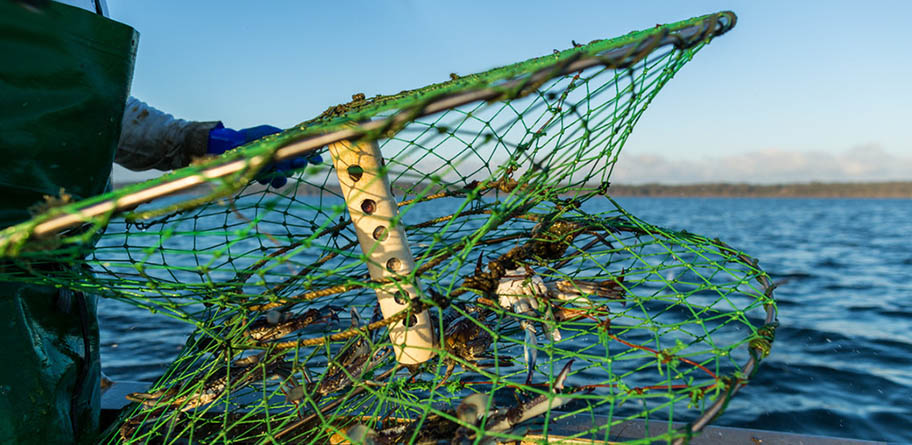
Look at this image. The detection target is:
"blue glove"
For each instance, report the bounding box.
[207,123,323,188]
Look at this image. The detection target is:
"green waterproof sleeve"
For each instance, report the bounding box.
[0,0,137,227]
[0,2,137,443]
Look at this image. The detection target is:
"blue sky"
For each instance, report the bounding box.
[108,1,912,183]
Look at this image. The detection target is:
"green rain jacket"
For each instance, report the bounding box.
[0,1,137,442]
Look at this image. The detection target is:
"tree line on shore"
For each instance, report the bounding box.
[606,181,912,198]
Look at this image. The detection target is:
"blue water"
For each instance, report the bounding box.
[98,197,912,442]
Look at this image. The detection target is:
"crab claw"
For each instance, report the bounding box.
[457,393,490,424]
[498,269,563,343]
[550,278,626,303]
[496,269,545,311]
[554,359,573,391]
[285,384,306,404]
[434,361,457,390]
[124,388,169,403]
[522,320,538,385]
[266,310,283,324]
[232,351,265,367]
[350,307,363,329]
[323,305,344,324]
[453,393,492,444]
[300,366,314,385]
[490,360,576,433]
[346,423,378,445]
[475,253,485,276]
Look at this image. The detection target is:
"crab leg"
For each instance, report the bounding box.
[244,308,324,342]
[487,360,575,433]
[522,322,538,385]
[286,310,390,409]
[126,352,290,412]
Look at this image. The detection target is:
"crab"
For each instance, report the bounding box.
[125,352,296,412]
[285,308,390,412]
[243,305,341,343]
[434,308,497,389]
[346,360,578,444]
[494,266,626,383]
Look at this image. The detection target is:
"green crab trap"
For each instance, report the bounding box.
[0,11,778,444]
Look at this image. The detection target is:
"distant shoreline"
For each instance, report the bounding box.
[606,181,912,198]
[113,180,912,199]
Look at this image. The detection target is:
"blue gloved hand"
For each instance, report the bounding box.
[207,123,323,188]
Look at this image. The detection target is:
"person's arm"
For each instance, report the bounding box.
[116,97,321,186]
[115,97,220,171]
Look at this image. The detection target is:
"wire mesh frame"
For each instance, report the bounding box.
[0,10,781,444]
[101,205,777,444]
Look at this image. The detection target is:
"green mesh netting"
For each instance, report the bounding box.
[0,11,778,444]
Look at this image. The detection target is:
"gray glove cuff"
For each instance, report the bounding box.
[115,97,220,171]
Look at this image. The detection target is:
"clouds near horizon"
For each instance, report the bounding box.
[610,145,912,184]
[114,145,911,185]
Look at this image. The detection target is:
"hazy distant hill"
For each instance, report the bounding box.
[607,182,912,198]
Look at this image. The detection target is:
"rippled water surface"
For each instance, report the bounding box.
[99,197,912,442]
